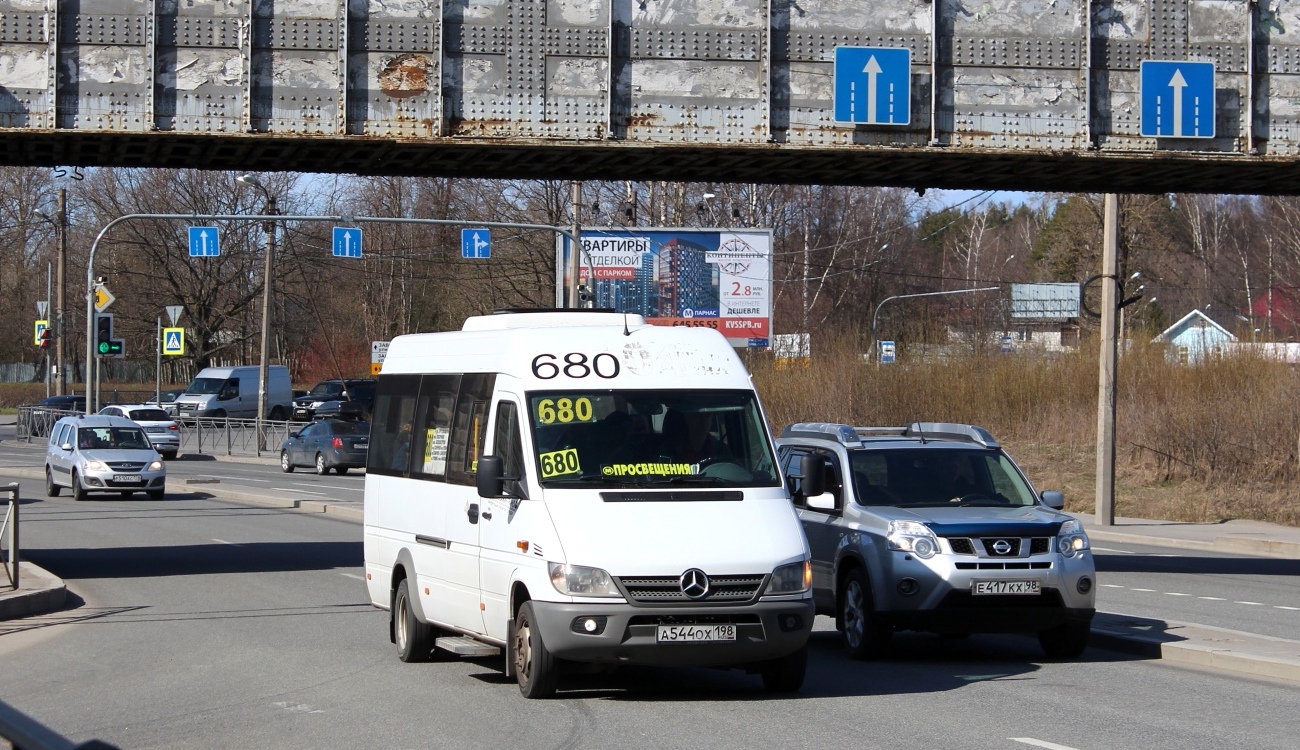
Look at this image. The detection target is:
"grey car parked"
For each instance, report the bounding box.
[279,418,370,475]
[776,422,1095,659]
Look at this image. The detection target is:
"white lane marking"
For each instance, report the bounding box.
[1011,739,1085,750]
[340,573,366,582]
[1276,606,1299,611]
[1101,584,1125,588]
[1236,601,1265,606]
[287,488,326,496]
[1091,546,1177,557]
[211,538,242,546]
[196,475,270,483]
[1199,596,1226,601]
[1132,588,1155,592]
[1165,592,1191,596]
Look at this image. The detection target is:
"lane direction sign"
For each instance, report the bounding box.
[162,327,185,356]
[1141,60,1215,139]
[462,228,491,258]
[333,227,363,258]
[189,226,221,257]
[834,46,911,125]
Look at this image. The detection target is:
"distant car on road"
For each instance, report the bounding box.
[292,379,375,421]
[22,395,88,438]
[99,404,181,460]
[147,388,186,417]
[44,414,166,501]
[280,418,370,475]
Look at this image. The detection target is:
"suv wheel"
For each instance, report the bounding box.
[839,568,890,660]
[71,470,87,502]
[45,467,61,497]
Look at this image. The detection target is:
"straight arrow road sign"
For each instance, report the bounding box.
[1140,60,1215,138]
[333,227,363,258]
[834,46,911,125]
[189,226,221,257]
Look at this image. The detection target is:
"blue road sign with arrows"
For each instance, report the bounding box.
[333,227,363,258]
[1141,60,1215,139]
[834,46,911,125]
[188,226,220,257]
[462,228,491,258]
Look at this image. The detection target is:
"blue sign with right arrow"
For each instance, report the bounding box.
[1140,60,1215,139]
[834,46,911,125]
[461,228,491,259]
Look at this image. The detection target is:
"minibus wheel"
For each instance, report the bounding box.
[514,601,558,698]
[394,579,433,662]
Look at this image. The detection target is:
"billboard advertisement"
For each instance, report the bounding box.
[559,228,773,348]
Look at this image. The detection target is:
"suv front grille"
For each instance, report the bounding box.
[617,574,766,604]
[106,461,147,471]
[948,538,976,555]
[1030,537,1052,554]
[980,538,1022,556]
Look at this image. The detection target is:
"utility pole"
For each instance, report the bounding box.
[56,187,67,396]
[568,181,583,308]
[1095,194,1120,526]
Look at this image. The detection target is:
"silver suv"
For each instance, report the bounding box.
[45,415,167,501]
[775,422,1094,659]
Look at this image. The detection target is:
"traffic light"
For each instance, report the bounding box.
[95,313,114,357]
[39,328,52,349]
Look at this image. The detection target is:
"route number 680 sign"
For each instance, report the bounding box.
[531,352,620,380]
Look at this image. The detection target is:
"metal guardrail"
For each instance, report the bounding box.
[0,697,121,750]
[16,405,304,457]
[1,483,17,590]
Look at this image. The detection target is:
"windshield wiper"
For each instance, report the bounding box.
[644,475,724,486]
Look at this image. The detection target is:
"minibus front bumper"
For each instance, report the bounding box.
[528,599,814,666]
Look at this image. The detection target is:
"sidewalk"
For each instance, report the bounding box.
[2,440,1298,685]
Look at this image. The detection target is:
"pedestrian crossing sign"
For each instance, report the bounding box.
[162,327,185,356]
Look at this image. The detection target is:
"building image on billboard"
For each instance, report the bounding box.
[562,228,772,347]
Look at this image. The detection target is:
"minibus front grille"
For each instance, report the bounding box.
[616,574,766,605]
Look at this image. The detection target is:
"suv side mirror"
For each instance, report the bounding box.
[799,454,825,497]
[476,455,505,498]
[1041,490,1065,509]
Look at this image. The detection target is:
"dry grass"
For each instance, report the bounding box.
[750,336,1300,527]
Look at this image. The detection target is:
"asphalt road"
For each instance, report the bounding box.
[2,483,1299,749]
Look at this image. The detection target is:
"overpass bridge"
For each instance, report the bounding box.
[1,0,1299,194]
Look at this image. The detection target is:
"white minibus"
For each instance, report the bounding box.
[363,310,815,698]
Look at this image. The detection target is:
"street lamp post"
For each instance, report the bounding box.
[235,174,277,453]
[871,286,1001,366]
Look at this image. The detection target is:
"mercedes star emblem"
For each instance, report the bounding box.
[680,568,710,599]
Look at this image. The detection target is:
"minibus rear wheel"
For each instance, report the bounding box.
[514,601,558,698]
[394,579,433,662]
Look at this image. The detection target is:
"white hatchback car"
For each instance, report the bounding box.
[99,404,181,459]
[45,415,167,501]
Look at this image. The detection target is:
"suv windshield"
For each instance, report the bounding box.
[849,448,1037,507]
[308,382,344,398]
[78,426,152,450]
[185,378,226,395]
[528,389,779,488]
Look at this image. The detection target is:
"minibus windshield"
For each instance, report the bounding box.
[527,389,780,488]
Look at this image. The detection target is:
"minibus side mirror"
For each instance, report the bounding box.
[799,454,825,497]
[477,455,505,498]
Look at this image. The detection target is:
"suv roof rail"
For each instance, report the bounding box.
[780,421,999,448]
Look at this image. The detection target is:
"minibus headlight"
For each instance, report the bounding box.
[1057,519,1090,558]
[548,563,620,597]
[887,520,938,559]
[764,560,811,595]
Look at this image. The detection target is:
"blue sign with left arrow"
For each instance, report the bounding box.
[188,226,220,257]
[1141,60,1215,139]
[333,227,363,258]
[834,46,911,125]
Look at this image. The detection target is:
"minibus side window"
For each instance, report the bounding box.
[492,401,527,497]
[366,374,421,476]
[447,374,495,486]
[410,374,460,481]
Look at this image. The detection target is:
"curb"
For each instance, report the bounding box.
[1090,613,1300,685]
[1085,527,1300,560]
[0,562,67,621]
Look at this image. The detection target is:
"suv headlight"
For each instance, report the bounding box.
[83,460,108,472]
[764,560,812,595]
[548,563,620,597]
[1058,518,1090,557]
[887,520,938,559]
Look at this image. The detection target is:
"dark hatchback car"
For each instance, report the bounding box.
[24,395,88,437]
[292,379,375,421]
[280,419,370,475]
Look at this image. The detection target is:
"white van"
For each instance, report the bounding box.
[173,365,293,420]
[363,310,814,698]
